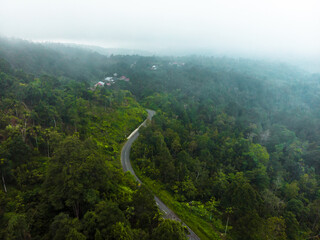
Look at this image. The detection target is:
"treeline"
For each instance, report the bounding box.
[0,37,110,83]
[1,38,320,239]
[0,55,187,240]
[127,57,320,239]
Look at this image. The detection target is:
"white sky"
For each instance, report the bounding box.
[0,0,319,58]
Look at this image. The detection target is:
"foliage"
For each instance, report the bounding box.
[1,38,320,239]
[0,52,179,239]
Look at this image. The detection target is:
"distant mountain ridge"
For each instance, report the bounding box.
[44,42,155,56]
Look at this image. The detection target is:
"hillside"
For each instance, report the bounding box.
[1,38,320,240]
[0,41,188,239]
[114,52,320,239]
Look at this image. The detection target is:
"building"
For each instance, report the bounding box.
[95,81,105,87]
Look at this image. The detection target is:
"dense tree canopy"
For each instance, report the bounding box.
[0,46,185,239]
[1,38,320,239]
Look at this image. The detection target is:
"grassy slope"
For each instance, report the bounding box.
[89,96,148,168]
[131,163,222,240]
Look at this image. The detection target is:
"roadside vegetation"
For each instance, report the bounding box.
[0,49,186,239]
[128,59,320,239]
[1,37,320,239]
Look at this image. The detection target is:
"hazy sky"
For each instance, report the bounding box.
[0,0,319,58]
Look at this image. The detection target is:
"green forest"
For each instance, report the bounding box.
[0,37,320,240]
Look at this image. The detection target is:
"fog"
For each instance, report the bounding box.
[0,0,319,61]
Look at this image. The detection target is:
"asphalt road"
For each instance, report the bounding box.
[121,109,200,240]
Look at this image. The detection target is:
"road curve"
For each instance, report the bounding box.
[121,109,200,240]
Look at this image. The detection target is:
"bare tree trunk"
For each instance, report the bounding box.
[224,216,229,236]
[1,171,7,193]
[312,216,319,230]
[196,171,200,181]
[53,117,56,128]
[47,140,50,158]
[21,119,27,142]
[73,201,80,219]
[35,135,38,149]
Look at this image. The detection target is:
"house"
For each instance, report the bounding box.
[105,77,113,81]
[119,76,127,80]
[106,82,111,86]
[151,65,157,70]
[113,73,118,77]
[95,81,105,87]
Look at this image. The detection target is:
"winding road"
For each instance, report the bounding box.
[121,109,200,240]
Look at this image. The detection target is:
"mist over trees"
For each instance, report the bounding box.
[0,39,187,240]
[123,54,320,239]
[0,38,320,239]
